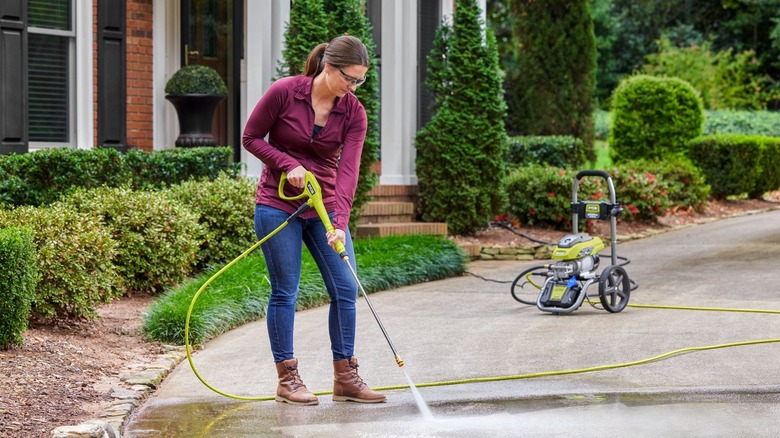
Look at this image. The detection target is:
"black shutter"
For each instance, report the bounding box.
[417,0,440,130]
[97,0,127,151]
[0,0,28,154]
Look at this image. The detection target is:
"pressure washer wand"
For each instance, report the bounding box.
[341,253,405,368]
[279,171,405,368]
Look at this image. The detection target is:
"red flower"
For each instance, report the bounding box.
[627,205,639,214]
[549,192,555,198]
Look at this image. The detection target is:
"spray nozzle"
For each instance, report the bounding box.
[279,171,348,257]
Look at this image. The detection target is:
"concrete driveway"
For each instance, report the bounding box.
[124,210,780,437]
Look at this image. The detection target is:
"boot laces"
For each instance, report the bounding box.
[347,361,365,388]
[286,365,307,391]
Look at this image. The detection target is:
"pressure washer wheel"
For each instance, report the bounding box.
[598,265,631,313]
[511,265,548,305]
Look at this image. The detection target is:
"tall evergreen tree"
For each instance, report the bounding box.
[323,0,379,230]
[415,0,508,235]
[276,0,329,78]
[508,0,597,162]
[426,19,452,113]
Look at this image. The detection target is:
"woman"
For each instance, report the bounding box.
[242,35,385,406]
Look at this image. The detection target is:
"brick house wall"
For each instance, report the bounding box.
[126,0,154,151]
[92,0,154,151]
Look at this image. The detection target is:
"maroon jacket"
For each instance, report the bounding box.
[242,75,367,230]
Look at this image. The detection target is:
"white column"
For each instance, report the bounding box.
[241,0,289,178]
[380,0,418,185]
[75,0,93,149]
[152,0,179,150]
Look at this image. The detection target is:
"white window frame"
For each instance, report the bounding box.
[27,0,93,151]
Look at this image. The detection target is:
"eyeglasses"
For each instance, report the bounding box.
[338,69,366,87]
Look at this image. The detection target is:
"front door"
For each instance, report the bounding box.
[181,0,240,155]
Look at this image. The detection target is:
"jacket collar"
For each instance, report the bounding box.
[293,75,348,114]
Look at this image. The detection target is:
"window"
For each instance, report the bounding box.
[27,0,74,145]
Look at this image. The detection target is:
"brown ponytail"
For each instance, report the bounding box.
[302,43,328,76]
[302,36,369,77]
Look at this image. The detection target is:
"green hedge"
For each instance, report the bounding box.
[166,174,257,270]
[60,187,203,294]
[506,136,585,169]
[687,134,780,199]
[703,110,780,137]
[0,205,121,319]
[0,228,38,349]
[0,147,240,207]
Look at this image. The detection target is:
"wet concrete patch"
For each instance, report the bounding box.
[124,392,780,437]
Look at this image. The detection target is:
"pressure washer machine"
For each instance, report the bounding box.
[511,170,632,314]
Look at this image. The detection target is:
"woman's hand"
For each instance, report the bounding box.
[287,165,307,188]
[326,229,347,252]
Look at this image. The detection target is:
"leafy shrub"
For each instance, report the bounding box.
[688,134,780,199]
[506,136,585,169]
[0,228,38,349]
[505,160,710,228]
[61,187,203,293]
[610,75,704,162]
[0,147,239,207]
[0,205,121,319]
[505,165,580,227]
[630,157,710,211]
[166,174,257,270]
[703,110,780,137]
[643,36,771,110]
[165,65,228,96]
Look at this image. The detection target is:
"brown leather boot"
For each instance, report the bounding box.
[332,357,386,403]
[275,358,318,405]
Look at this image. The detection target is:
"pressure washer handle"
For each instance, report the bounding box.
[279,171,348,259]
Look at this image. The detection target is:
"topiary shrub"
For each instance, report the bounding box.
[505,165,578,227]
[166,174,257,270]
[61,187,203,293]
[165,65,227,96]
[610,75,704,162]
[0,205,121,319]
[0,227,38,349]
[415,0,508,235]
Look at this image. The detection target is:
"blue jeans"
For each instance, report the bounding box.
[255,204,358,363]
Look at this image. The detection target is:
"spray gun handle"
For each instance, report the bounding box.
[279,171,349,259]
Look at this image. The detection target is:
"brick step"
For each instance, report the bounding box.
[356,221,448,238]
[358,201,415,224]
[368,185,418,202]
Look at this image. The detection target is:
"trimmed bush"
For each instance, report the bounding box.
[124,147,241,190]
[0,147,239,207]
[165,65,227,96]
[688,134,780,199]
[610,75,704,162]
[166,174,257,270]
[0,228,38,349]
[60,187,203,293]
[0,205,121,319]
[506,165,579,227]
[506,136,585,169]
[0,148,127,206]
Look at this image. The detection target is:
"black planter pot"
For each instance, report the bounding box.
[165,94,225,147]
